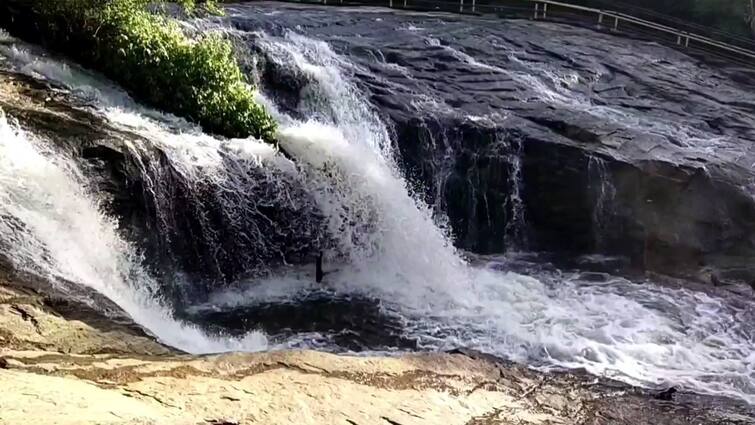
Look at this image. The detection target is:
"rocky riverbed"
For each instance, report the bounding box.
[3,7,755,422]
[2,269,754,425]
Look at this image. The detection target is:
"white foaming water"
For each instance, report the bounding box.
[254,30,393,159]
[445,266,755,401]
[3,33,755,405]
[277,122,469,306]
[251,29,469,304]
[0,113,268,354]
[249,31,755,404]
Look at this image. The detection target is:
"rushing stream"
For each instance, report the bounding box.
[1,4,755,406]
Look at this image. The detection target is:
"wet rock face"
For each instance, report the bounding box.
[520,137,595,254]
[604,160,755,281]
[394,117,520,253]
[0,70,326,300]
[110,144,327,298]
[520,138,755,282]
[232,3,755,282]
[182,293,418,351]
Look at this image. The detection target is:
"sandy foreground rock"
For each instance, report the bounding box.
[1,277,754,425]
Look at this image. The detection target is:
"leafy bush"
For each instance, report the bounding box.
[4,0,276,142]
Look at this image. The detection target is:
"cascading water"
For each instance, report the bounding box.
[588,155,617,252]
[504,134,526,250]
[251,29,469,300]
[0,112,268,353]
[0,40,328,296]
[2,5,755,408]
[253,30,394,159]
[118,113,327,293]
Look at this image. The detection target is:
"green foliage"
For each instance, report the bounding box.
[18,0,276,142]
[691,0,750,34]
[574,0,752,39]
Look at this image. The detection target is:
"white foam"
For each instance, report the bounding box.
[462,267,755,403]
[0,113,268,354]
[255,31,393,159]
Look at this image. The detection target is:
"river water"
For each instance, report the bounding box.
[1,5,755,405]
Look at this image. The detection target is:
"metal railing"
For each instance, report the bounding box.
[534,0,755,61]
[277,0,755,65]
[569,0,755,51]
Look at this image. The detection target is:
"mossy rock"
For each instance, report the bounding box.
[0,0,277,143]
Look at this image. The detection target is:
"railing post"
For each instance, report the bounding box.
[598,13,604,25]
[685,36,690,48]
[543,3,548,19]
[676,34,682,45]
[389,0,392,7]
[534,2,540,19]
[613,16,619,30]
[404,0,407,7]
[471,0,475,13]
[460,0,463,13]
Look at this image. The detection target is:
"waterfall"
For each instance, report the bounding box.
[253,30,469,302]
[0,112,268,354]
[504,134,527,250]
[588,156,617,251]
[2,21,755,405]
